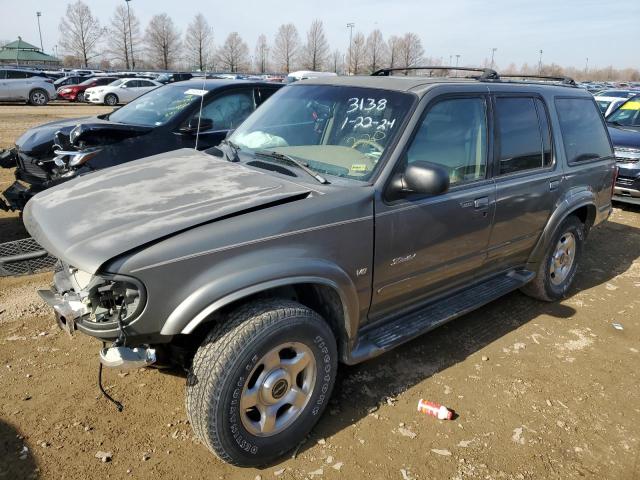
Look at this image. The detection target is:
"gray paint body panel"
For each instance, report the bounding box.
[24,77,615,361]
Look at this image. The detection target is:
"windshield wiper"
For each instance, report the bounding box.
[255,150,329,184]
[219,139,240,162]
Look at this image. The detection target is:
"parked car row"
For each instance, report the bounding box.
[0,68,628,467]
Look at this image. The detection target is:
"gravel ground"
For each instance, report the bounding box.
[0,104,639,480]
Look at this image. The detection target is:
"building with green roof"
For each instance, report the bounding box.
[0,37,60,67]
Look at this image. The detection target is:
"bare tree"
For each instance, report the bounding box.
[301,19,329,71]
[398,32,424,73]
[216,32,249,73]
[349,32,366,75]
[185,13,213,71]
[58,0,102,67]
[366,29,387,73]
[145,13,181,70]
[387,35,402,68]
[254,34,270,73]
[273,23,300,73]
[331,49,343,74]
[106,4,140,69]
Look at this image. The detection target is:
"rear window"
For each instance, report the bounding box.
[555,98,612,163]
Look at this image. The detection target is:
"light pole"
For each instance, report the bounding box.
[538,49,543,75]
[490,48,497,69]
[346,23,355,75]
[449,54,452,66]
[585,57,589,75]
[125,0,135,70]
[36,12,43,52]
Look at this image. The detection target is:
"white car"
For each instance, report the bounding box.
[85,78,161,106]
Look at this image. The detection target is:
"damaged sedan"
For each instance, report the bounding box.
[0,79,282,211]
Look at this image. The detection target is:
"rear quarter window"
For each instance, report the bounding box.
[555,97,612,163]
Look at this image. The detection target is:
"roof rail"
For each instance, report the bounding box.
[498,74,576,86]
[371,66,499,80]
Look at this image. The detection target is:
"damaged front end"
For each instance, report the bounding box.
[39,263,156,369]
[39,262,146,339]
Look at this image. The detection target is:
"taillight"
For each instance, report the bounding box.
[44,78,53,83]
[611,165,619,197]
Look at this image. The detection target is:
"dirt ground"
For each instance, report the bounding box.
[0,104,639,480]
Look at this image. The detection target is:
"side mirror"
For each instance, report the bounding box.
[389,161,450,198]
[182,117,214,133]
[120,84,127,88]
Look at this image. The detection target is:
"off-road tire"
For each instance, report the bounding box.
[29,89,48,106]
[521,215,585,301]
[186,299,337,466]
[104,93,118,106]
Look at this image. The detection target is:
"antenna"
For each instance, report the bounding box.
[194,60,208,151]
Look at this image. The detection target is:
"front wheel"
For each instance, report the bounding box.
[104,93,118,106]
[76,92,85,102]
[521,215,585,301]
[186,299,337,466]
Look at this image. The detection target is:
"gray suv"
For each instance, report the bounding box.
[25,68,616,466]
[0,68,57,105]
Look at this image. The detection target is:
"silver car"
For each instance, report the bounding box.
[0,68,57,105]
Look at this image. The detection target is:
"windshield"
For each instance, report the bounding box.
[607,99,640,126]
[109,79,125,87]
[229,84,414,181]
[108,84,205,127]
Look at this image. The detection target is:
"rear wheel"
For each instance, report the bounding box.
[186,299,337,466]
[104,93,118,106]
[521,215,585,301]
[76,92,85,102]
[29,89,48,106]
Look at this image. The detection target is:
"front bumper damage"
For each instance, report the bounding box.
[38,264,157,369]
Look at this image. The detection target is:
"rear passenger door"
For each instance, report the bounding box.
[485,94,561,273]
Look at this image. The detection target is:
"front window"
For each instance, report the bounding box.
[230,85,415,181]
[108,84,206,127]
[606,99,640,127]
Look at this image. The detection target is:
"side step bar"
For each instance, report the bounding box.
[348,270,534,364]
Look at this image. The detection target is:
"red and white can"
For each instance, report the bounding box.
[417,399,453,420]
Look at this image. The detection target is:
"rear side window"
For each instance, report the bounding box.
[555,98,613,163]
[6,70,29,79]
[495,97,551,174]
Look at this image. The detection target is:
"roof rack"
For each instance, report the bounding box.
[497,74,576,86]
[371,66,499,80]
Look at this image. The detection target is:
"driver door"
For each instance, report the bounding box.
[369,94,496,322]
[180,88,257,150]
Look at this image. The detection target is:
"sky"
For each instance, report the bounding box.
[1,0,638,70]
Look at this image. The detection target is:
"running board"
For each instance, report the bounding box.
[348,270,534,364]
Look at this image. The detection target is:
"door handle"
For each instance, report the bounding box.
[549,180,560,191]
[474,197,489,209]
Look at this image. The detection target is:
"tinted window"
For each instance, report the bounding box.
[555,98,613,163]
[496,97,546,174]
[406,97,488,185]
[6,70,29,79]
[257,87,278,105]
[138,80,153,87]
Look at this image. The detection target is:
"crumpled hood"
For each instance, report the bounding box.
[608,125,640,150]
[24,149,312,274]
[16,116,93,155]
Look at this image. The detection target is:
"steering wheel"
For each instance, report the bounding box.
[351,138,385,154]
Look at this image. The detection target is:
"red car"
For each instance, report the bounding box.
[57,76,119,102]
